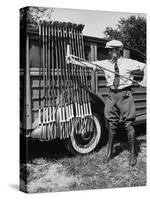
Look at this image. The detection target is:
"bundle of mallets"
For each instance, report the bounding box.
[32,21,93,141]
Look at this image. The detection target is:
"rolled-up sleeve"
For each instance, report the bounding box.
[129,59,146,71]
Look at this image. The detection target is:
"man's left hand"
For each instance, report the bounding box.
[139,80,146,87]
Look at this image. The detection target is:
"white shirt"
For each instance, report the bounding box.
[94,57,145,89]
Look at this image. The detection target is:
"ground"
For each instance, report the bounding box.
[20,125,146,193]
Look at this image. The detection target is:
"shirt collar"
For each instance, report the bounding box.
[110,56,123,64]
[117,56,123,65]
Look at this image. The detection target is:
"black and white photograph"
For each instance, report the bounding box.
[20,6,146,193]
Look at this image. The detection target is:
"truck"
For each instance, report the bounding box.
[20,23,146,155]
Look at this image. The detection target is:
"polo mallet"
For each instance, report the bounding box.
[66,50,143,87]
[40,21,46,141]
[36,21,43,139]
[61,23,72,138]
[79,28,93,133]
[61,23,70,137]
[76,27,89,134]
[57,24,67,139]
[49,22,55,140]
[47,22,53,141]
[71,25,82,132]
[67,44,92,135]
[69,25,81,133]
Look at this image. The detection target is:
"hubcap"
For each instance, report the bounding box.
[73,118,97,148]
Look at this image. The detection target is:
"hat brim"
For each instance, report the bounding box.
[105,46,113,49]
[105,46,123,49]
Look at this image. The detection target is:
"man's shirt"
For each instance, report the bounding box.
[94,57,145,89]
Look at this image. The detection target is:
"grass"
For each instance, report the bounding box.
[20,130,146,193]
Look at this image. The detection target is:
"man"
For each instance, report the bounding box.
[67,40,146,166]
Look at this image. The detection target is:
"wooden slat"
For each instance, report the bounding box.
[135,114,146,125]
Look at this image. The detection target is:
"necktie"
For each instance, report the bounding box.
[113,60,120,88]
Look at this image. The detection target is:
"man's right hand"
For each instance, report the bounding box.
[66,55,97,70]
[91,61,97,70]
[66,55,73,64]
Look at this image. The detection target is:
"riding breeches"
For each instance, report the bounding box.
[104,89,136,130]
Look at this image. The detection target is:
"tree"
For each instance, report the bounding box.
[20,7,54,27]
[104,16,146,55]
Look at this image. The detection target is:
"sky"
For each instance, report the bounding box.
[51,7,146,38]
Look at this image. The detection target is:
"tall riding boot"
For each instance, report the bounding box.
[127,126,137,166]
[106,129,115,162]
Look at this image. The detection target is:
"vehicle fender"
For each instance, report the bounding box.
[89,90,105,115]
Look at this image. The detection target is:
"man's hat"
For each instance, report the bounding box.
[105,40,123,49]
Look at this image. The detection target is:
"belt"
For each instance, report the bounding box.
[109,86,132,93]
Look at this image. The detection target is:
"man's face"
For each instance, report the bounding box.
[108,48,121,60]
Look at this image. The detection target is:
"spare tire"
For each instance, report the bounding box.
[66,112,104,155]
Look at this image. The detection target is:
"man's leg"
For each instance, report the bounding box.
[119,91,137,166]
[106,126,116,161]
[104,93,119,161]
[126,125,137,166]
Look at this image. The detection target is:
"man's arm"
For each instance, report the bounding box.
[66,55,108,73]
[66,56,97,70]
[129,59,146,87]
[139,65,146,87]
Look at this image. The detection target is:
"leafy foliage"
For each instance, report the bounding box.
[20,7,54,27]
[104,16,146,54]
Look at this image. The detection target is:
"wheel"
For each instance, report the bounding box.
[66,112,104,155]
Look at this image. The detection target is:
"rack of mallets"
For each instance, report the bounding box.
[37,20,93,141]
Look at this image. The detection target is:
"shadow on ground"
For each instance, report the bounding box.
[9,184,19,191]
